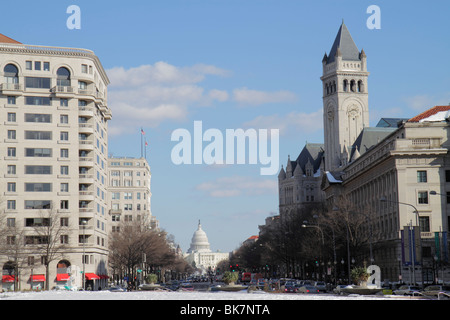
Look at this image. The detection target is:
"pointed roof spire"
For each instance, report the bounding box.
[327,21,360,64]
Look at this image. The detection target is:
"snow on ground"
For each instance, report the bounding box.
[0,289,414,300]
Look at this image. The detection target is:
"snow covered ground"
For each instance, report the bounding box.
[0,289,414,300]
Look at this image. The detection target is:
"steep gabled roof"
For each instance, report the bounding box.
[327,22,360,64]
[292,143,324,174]
[0,33,21,44]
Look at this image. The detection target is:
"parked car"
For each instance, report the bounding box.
[314,281,327,292]
[393,285,421,296]
[284,284,299,293]
[298,285,320,294]
[423,285,450,297]
[179,282,194,291]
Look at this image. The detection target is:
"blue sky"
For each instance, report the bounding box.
[5,0,450,252]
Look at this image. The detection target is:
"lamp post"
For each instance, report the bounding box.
[380,197,423,287]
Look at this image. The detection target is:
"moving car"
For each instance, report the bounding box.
[393,285,421,296]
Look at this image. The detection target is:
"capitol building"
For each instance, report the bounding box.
[183,221,230,274]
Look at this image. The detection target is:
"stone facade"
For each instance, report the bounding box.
[0,35,111,290]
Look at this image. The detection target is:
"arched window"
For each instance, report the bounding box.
[57,67,71,87]
[4,64,19,84]
[343,79,348,92]
[332,81,336,93]
[350,80,356,92]
[358,80,364,93]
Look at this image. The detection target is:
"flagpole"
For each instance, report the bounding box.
[140,128,143,158]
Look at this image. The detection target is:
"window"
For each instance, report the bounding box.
[60,149,69,158]
[43,62,50,71]
[7,218,15,227]
[60,235,69,244]
[7,200,16,210]
[60,132,69,141]
[418,191,428,204]
[7,130,16,140]
[446,170,450,182]
[417,171,427,183]
[24,114,52,123]
[25,131,52,140]
[7,165,16,175]
[34,61,41,71]
[25,218,50,227]
[25,148,52,157]
[7,147,16,157]
[25,77,51,89]
[26,61,32,70]
[25,96,51,106]
[25,183,52,192]
[60,115,68,124]
[124,192,132,200]
[78,81,87,90]
[25,166,52,175]
[81,64,88,73]
[60,183,69,193]
[419,216,430,232]
[60,166,69,175]
[4,64,18,84]
[7,182,16,192]
[57,67,71,87]
[7,113,16,122]
[25,200,51,209]
[7,96,16,105]
[60,98,68,107]
[60,200,69,210]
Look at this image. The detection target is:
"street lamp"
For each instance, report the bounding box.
[380,196,423,287]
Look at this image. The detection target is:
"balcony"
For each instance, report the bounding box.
[78,123,94,134]
[79,191,94,201]
[51,86,75,98]
[78,106,94,117]
[79,174,94,184]
[1,83,23,95]
[79,139,94,151]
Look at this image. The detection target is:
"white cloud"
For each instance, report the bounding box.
[242,109,323,136]
[233,87,297,106]
[196,176,277,198]
[106,62,231,135]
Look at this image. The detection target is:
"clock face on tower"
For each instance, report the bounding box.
[327,107,334,120]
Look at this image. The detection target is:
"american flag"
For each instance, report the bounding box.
[141,128,145,135]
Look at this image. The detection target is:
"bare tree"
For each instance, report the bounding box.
[29,209,69,290]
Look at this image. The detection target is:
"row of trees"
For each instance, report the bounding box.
[0,207,193,290]
[229,199,383,283]
[108,219,193,283]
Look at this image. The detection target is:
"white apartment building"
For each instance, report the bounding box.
[108,157,156,232]
[0,34,112,291]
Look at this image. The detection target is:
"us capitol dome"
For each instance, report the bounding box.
[184,221,230,274]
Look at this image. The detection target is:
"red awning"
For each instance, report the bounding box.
[56,274,70,281]
[99,275,109,279]
[2,275,16,283]
[30,275,45,282]
[85,273,100,280]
